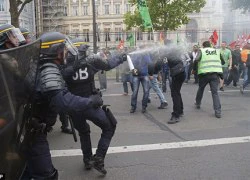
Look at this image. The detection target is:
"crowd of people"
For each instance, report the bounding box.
[118,40,250,121]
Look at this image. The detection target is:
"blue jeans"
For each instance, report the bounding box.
[243,67,248,84]
[184,63,190,81]
[243,67,250,88]
[131,76,150,109]
[149,74,167,103]
[122,73,133,93]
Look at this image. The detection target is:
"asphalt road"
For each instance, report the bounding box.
[49,79,250,180]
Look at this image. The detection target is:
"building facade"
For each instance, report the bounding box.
[0,0,35,34]
[38,0,250,48]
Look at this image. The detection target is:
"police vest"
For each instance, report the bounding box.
[66,64,96,97]
[198,48,222,75]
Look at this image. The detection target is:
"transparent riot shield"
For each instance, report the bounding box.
[0,39,40,180]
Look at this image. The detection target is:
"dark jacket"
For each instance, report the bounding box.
[148,61,163,76]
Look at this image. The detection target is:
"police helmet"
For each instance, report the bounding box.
[20,27,32,44]
[20,27,29,35]
[40,32,78,63]
[0,24,25,47]
[70,38,89,62]
[71,38,89,52]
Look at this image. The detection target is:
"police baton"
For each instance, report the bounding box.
[67,115,77,142]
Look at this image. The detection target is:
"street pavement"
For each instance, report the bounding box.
[49,79,250,180]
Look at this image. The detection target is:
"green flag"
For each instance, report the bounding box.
[137,0,153,29]
[127,33,135,47]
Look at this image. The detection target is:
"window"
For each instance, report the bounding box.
[212,1,216,7]
[125,4,131,13]
[72,29,79,38]
[104,5,109,15]
[72,6,78,16]
[104,28,111,42]
[147,31,153,40]
[83,5,88,15]
[115,4,120,15]
[0,0,5,11]
[64,7,67,16]
[115,28,122,41]
[137,31,143,40]
[83,29,89,42]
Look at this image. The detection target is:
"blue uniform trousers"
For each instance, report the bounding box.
[71,107,115,159]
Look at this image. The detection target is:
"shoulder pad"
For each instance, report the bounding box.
[40,63,65,92]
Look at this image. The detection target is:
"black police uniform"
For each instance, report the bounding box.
[21,32,103,179]
[61,50,126,174]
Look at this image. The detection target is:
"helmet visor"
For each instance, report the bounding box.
[6,28,25,46]
[65,37,78,56]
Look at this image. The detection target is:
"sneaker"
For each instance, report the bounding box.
[61,127,73,134]
[240,85,244,94]
[93,155,107,175]
[158,102,168,109]
[141,107,147,113]
[219,87,224,91]
[123,93,128,96]
[215,113,221,118]
[194,103,200,109]
[167,116,179,124]
[130,108,136,113]
[84,156,94,170]
[179,113,184,117]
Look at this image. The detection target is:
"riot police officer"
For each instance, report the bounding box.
[20,27,32,44]
[0,24,25,49]
[21,32,103,179]
[61,38,127,175]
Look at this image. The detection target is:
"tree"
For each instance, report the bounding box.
[9,0,33,27]
[124,0,206,31]
[229,0,250,12]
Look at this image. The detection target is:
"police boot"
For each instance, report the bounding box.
[61,126,73,134]
[84,156,94,170]
[93,155,107,175]
[47,169,58,180]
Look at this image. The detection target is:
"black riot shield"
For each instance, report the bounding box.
[0,39,41,180]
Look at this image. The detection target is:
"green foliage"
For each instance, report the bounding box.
[124,0,206,31]
[230,0,250,12]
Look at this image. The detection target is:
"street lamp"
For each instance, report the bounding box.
[92,0,97,53]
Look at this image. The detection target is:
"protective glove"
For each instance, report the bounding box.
[120,53,127,62]
[131,69,139,76]
[89,94,103,108]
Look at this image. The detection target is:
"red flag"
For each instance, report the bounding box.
[229,41,237,49]
[213,30,218,45]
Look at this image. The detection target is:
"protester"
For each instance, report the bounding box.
[226,45,240,87]
[148,59,168,109]
[162,45,186,124]
[121,60,133,95]
[220,41,232,91]
[130,50,151,113]
[194,41,225,118]
[189,45,199,84]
